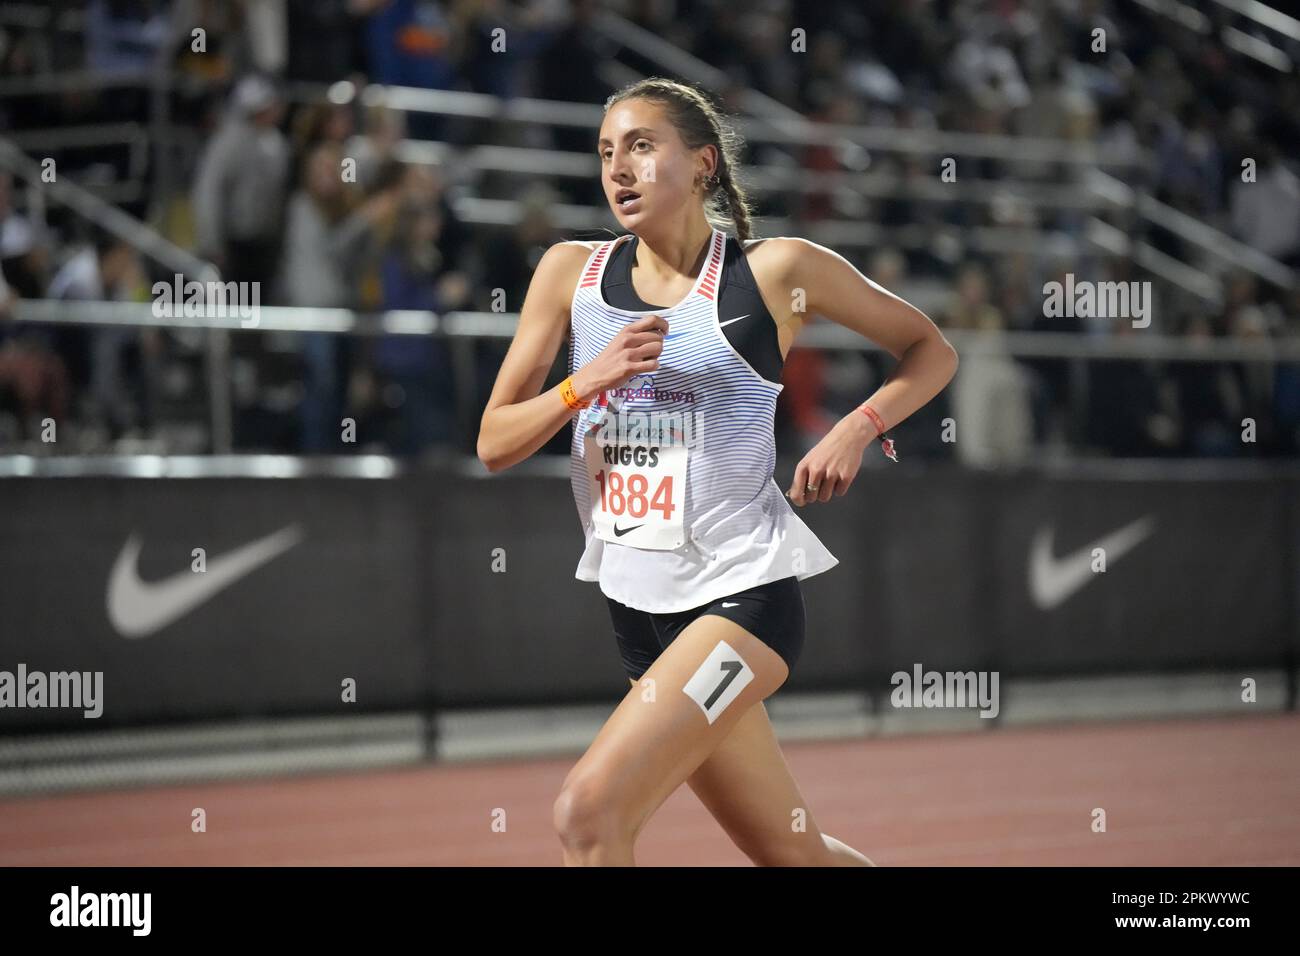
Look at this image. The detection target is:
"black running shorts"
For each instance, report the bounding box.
[604,575,806,681]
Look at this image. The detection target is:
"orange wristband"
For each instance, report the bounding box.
[561,375,590,410]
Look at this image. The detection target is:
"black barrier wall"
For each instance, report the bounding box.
[0,464,1293,730]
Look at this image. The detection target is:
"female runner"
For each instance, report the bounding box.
[478,78,958,866]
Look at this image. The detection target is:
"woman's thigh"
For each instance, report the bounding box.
[685,699,833,865]
[562,610,792,840]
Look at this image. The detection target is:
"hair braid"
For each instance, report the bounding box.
[715,165,752,242]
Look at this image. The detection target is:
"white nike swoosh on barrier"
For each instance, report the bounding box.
[107,525,305,638]
[1029,515,1156,611]
[718,314,750,327]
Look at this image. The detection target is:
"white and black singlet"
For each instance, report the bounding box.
[567,227,839,614]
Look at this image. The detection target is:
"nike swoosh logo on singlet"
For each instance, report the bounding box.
[718,314,750,327]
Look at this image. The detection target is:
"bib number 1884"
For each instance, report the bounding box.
[593,470,676,521]
[583,435,688,550]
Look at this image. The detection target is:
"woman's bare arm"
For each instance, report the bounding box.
[476,242,593,473]
[476,240,670,472]
[776,237,959,503]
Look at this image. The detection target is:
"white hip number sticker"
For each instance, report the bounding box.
[682,640,754,724]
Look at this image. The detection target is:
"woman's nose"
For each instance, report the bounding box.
[608,151,634,183]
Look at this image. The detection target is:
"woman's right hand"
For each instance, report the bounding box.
[573,313,668,399]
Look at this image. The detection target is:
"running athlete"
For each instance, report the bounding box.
[478,78,958,866]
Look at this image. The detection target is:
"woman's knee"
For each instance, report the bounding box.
[552,773,635,850]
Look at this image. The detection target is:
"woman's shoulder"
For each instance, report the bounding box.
[537,236,630,277]
[740,235,819,257]
[524,239,609,305]
[738,235,817,284]
[536,239,603,274]
[559,238,606,254]
[542,238,612,261]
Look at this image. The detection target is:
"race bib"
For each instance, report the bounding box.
[582,406,687,550]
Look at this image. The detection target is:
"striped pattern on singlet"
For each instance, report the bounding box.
[567,226,838,613]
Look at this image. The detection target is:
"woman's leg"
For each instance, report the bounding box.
[553,612,792,865]
[686,698,875,865]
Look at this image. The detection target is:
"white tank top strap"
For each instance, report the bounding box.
[574,235,631,303]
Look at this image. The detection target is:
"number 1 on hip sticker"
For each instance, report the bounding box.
[682,640,754,724]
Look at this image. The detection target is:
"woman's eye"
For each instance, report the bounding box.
[599,142,649,160]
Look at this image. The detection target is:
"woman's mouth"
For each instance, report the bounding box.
[615,189,642,213]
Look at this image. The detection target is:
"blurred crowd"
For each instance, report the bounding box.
[0,0,1297,460]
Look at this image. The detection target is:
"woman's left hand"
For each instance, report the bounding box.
[787,411,877,505]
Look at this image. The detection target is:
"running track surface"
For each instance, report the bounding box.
[2,714,1297,866]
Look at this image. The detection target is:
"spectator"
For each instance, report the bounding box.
[451,0,548,100]
[357,0,456,138]
[343,105,407,191]
[1230,144,1300,267]
[475,182,558,311]
[373,199,468,454]
[0,172,50,300]
[243,0,288,76]
[474,182,564,450]
[399,163,470,270]
[191,74,291,288]
[48,232,153,439]
[289,100,357,191]
[279,142,361,451]
[950,297,1034,467]
[0,266,72,441]
[942,262,1002,331]
[4,0,1299,461]
[167,0,253,83]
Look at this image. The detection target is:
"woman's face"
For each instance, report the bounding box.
[402,165,442,205]
[598,98,705,227]
[413,209,441,244]
[308,148,342,200]
[325,105,353,142]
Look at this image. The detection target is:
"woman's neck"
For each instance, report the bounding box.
[632,214,715,285]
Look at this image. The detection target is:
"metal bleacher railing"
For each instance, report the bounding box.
[5,43,1295,300]
[1134,0,1300,73]
[1,23,1297,457]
